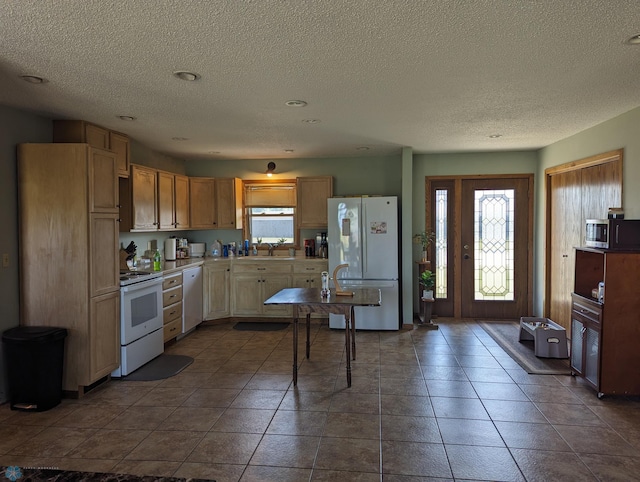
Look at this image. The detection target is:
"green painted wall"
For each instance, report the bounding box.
[0,104,51,403]
[186,155,403,197]
[534,106,640,314]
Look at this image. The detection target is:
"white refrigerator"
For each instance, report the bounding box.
[328,196,400,330]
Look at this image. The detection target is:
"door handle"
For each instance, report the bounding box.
[463,244,469,250]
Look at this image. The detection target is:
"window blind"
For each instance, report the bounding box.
[244,183,296,207]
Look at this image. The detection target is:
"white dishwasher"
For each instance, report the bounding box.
[182,265,203,334]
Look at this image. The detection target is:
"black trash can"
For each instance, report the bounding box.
[2,326,67,411]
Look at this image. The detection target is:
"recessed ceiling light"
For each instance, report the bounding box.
[488,134,502,138]
[356,146,370,151]
[172,137,189,141]
[301,119,320,124]
[209,151,220,155]
[285,100,307,107]
[20,75,47,84]
[118,115,136,121]
[173,71,200,81]
[625,34,640,45]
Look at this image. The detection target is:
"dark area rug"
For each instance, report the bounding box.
[1,466,214,481]
[478,321,572,375]
[122,354,193,381]
[233,321,290,331]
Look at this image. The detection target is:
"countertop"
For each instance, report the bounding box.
[156,255,327,275]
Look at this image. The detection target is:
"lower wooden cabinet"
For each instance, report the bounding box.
[89,291,121,382]
[204,260,231,320]
[570,294,601,390]
[231,262,292,317]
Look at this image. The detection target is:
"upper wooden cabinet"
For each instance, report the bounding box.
[131,164,159,231]
[158,171,190,230]
[297,176,333,228]
[216,178,243,229]
[53,119,130,177]
[190,177,216,229]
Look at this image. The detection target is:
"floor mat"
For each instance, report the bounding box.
[0,466,212,481]
[478,320,572,375]
[122,354,193,381]
[233,321,290,331]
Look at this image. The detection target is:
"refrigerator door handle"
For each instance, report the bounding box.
[362,201,367,275]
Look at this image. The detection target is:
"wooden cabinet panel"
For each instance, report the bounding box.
[89,291,120,382]
[174,174,190,229]
[109,131,130,177]
[158,171,176,230]
[89,148,119,213]
[204,261,230,320]
[164,318,182,342]
[263,276,293,317]
[85,123,110,149]
[131,165,158,230]
[190,177,216,229]
[216,178,243,229]
[90,213,120,297]
[297,176,333,228]
[163,301,183,325]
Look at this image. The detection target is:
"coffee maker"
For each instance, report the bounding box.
[304,239,315,257]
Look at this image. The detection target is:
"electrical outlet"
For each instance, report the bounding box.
[2,253,8,268]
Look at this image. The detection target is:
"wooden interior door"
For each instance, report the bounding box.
[545,150,622,330]
[460,178,531,319]
[548,170,582,331]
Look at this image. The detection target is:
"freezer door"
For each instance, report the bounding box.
[362,197,398,280]
[329,280,399,330]
[328,197,363,279]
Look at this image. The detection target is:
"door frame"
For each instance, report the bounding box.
[425,174,534,319]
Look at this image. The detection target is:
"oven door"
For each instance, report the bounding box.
[121,277,163,345]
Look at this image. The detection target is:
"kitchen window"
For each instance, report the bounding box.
[244,181,297,245]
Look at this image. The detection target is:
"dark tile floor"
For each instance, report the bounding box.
[1,319,640,481]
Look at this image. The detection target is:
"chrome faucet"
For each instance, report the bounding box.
[267,243,275,256]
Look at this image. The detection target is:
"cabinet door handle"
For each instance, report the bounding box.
[257,268,266,271]
[170,294,177,298]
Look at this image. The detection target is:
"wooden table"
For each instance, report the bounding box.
[264,287,381,387]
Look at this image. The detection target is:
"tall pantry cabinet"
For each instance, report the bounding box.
[18,144,121,395]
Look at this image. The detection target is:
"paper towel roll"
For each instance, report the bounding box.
[164,238,177,261]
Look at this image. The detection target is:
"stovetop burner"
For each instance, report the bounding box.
[119,270,163,286]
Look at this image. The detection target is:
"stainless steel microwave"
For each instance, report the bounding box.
[585,218,640,250]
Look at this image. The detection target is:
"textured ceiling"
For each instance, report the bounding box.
[1,1,639,161]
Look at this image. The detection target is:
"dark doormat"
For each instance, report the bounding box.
[0,466,214,481]
[478,321,572,375]
[122,354,193,381]
[233,322,290,331]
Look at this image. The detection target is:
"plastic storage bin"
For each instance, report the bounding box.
[2,326,67,411]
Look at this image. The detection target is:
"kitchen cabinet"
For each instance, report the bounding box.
[231,261,293,317]
[204,260,231,320]
[216,177,243,229]
[296,176,333,228]
[53,119,130,177]
[162,271,183,342]
[189,177,217,229]
[130,164,159,231]
[570,247,640,396]
[158,170,190,230]
[18,143,120,395]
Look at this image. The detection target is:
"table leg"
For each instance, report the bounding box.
[293,305,299,386]
[306,313,311,359]
[350,306,356,360]
[344,308,352,387]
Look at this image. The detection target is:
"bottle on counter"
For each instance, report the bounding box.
[153,249,162,271]
[244,239,249,256]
